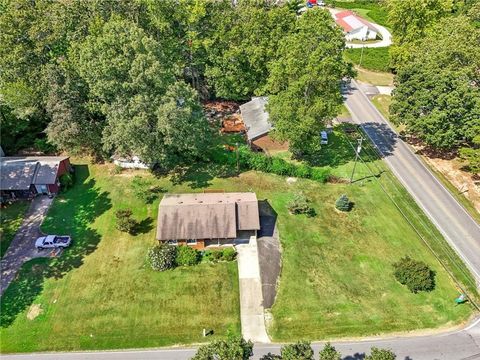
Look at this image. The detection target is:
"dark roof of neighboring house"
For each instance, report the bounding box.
[239,97,272,141]
[335,10,378,33]
[0,156,69,190]
[156,192,260,240]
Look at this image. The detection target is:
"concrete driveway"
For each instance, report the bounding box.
[1,195,54,296]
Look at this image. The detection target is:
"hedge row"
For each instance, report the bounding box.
[238,147,332,183]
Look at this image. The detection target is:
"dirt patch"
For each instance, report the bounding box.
[409,142,480,213]
[27,304,43,320]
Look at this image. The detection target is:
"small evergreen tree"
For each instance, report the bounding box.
[393,256,436,293]
[281,341,314,360]
[146,245,177,271]
[365,347,396,360]
[115,209,137,234]
[319,342,341,360]
[335,194,351,212]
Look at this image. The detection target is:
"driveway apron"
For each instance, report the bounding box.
[236,236,270,343]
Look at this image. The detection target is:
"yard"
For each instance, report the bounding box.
[0,201,29,258]
[0,129,476,352]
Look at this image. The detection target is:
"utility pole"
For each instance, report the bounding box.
[236,142,240,174]
[350,137,363,184]
[359,45,365,68]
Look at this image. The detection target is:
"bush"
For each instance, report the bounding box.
[115,209,137,234]
[335,194,351,212]
[281,341,314,360]
[221,247,237,261]
[59,173,74,191]
[319,342,341,360]
[176,245,200,266]
[311,166,331,183]
[288,193,316,217]
[365,347,396,360]
[147,245,177,271]
[393,257,436,293]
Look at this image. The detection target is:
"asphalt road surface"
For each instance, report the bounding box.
[2,318,480,359]
[344,80,480,287]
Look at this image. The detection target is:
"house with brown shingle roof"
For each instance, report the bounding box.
[156,192,260,249]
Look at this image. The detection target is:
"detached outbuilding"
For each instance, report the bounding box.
[0,156,71,200]
[334,10,379,41]
[156,192,260,250]
[239,97,288,152]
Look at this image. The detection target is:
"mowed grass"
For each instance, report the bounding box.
[1,128,476,351]
[0,165,240,352]
[345,47,391,73]
[356,68,393,87]
[0,201,29,257]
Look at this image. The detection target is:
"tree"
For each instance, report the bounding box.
[365,347,396,360]
[390,16,480,149]
[335,194,351,212]
[386,0,454,68]
[266,9,353,153]
[146,245,177,271]
[206,1,296,100]
[115,209,138,234]
[393,256,436,293]
[259,354,282,360]
[280,342,314,360]
[459,135,480,174]
[192,336,253,360]
[319,343,341,360]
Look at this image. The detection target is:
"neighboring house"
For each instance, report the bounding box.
[334,10,379,41]
[239,97,288,152]
[156,192,260,250]
[0,156,71,200]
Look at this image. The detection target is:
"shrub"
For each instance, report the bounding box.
[287,193,316,217]
[319,342,341,360]
[176,245,200,266]
[221,247,237,261]
[59,173,74,191]
[192,336,253,360]
[147,245,177,271]
[393,257,435,293]
[365,347,396,360]
[311,166,331,183]
[335,194,351,212]
[281,341,314,360]
[294,164,311,178]
[115,209,137,234]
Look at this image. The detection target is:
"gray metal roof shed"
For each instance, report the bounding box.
[239,97,272,141]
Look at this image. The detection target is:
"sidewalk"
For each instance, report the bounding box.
[235,236,270,343]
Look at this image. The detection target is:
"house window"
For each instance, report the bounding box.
[167,240,178,245]
[187,239,197,245]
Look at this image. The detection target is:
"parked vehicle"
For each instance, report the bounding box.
[35,235,71,250]
[320,131,328,145]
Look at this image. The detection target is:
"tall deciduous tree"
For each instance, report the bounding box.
[390,16,480,149]
[266,8,353,152]
[386,0,454,68]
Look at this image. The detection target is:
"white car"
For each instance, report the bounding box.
[320,131,328,145]
[35,235,71,250]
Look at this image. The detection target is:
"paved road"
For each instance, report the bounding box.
[1,196,53,296]
[3,318,479,359]
[344,80,480,287]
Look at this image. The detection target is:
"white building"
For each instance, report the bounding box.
[334,10,379,41]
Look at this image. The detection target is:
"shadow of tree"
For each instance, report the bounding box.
[0,164,111,327]
[133,217,154,236]
[361,122,397,158]
[170,162,237,189]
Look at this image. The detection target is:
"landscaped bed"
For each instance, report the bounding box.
[0,130,476,351]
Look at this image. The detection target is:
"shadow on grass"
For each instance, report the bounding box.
[170,162,238,189]
[0,164,111,327]
[133,217,154,236]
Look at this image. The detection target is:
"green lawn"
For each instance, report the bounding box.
[0,201,29,258]
[345,47,391,72]
[1,129,476,352]
[0,165,240,352]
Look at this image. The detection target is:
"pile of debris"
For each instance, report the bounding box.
[203,101,246,134]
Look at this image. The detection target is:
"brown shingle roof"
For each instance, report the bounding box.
[156,193,260,240]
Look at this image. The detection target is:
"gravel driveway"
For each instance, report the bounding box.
[1,196,54,296]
